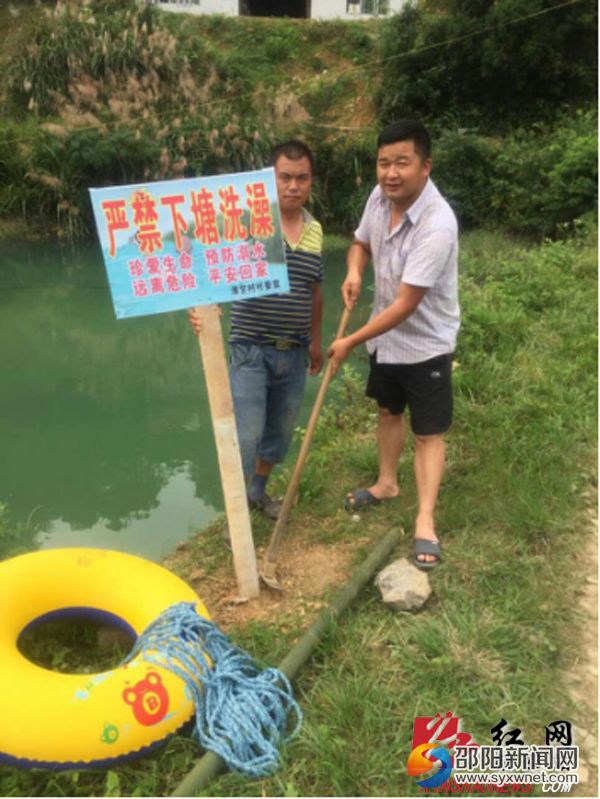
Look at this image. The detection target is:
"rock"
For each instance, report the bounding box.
[374,558,431,612]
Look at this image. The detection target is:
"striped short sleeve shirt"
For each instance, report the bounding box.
[355,179,460,364]
[229,210,323,345]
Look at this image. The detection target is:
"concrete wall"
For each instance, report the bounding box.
[311,0,405,20]
[148,0,405,17]
[149,0,238,15]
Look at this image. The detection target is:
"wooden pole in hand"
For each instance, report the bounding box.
[260,305,352,589]
[195,305,259,599]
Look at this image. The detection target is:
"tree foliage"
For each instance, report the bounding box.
[377,0,597,131]
[430,108,597,235]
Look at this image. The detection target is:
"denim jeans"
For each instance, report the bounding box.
[229,343,309,483]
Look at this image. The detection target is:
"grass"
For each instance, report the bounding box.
[0,2,382,240]
[0,223,596,796]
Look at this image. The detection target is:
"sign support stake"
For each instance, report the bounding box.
[195,305,259,599]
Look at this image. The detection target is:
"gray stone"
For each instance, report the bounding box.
[374,557,431,612]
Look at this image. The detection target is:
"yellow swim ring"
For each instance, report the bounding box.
[0,547,210,769]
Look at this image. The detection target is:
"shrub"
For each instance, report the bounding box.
[488,109,598,237]
[430,110,597,237]
[312,135,376,233]
[377,0,597,132]
[432,130,498,229]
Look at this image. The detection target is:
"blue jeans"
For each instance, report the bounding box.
[229,343,309,483]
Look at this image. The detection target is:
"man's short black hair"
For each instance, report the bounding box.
[377,120,432,161]
[269,139,314,173]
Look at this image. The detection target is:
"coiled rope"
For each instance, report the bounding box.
[124,601,302,776]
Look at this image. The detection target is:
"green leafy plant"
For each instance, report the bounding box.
[377,0,597,131]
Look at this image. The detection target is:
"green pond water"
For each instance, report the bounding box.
[1,238,372,561]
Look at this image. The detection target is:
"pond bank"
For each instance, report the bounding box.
[0,225,596,797]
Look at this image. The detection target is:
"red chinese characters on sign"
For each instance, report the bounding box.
[181,272,197,290]
[205,249,220,267]
[131,190,163,255]
[220,247,234,265]
[101,176,276,264]
[98,173,283,313]
[246,181,274,238]
[202,242,272,295]
[162,255,177,274]
[255,261,268,278]
[179,252,193,270]
[236,243,250,262]
[150,277,165,294]
[128,258,144,278]
[132,280,148,297]
[219,186,247,242]
[127,254,197,299]
[146,256,161,275]
[166,274,181,292]
[191,188,220,245]
[239,264,253,281]
[101,199,130,258]
[224,266,238,284]
[251,242,267,260]
[160,194,187,252]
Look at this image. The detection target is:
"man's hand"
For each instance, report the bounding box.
[342,273,362,311]
[309,342,323,376]
[188,305,221,335]
[188,308,202,335]
[327,336,354,377]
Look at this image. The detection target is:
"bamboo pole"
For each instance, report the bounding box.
[170,526,402,797]
[195,305,259,599]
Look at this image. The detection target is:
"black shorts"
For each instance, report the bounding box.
[366,352,453,435]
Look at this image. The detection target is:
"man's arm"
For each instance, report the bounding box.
[342,240,371,310]
[309,282,324,375]
[328,282,427,375]
[330,222,456,374]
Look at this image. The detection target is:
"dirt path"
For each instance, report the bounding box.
[567,505,598,796]
[163,532,363,631]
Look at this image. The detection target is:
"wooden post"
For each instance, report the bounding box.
[195,305,259,599]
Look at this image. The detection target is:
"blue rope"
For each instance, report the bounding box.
[123,601,302,776]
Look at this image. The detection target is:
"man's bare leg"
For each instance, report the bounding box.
[348,408,406,503]
[248,456,275,499]
[255,457,274,478]
[413,433,445,563]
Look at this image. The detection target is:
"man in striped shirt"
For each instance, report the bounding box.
[328,120,460,570]
[190,140,323,523]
